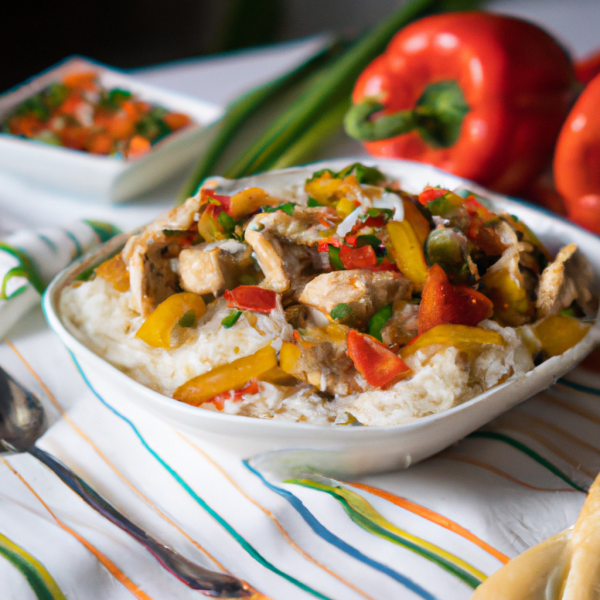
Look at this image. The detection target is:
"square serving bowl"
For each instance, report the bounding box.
[0,56,224,202]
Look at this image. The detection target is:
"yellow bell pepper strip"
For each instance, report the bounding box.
[259,366,299,386]
[174,346,277,406]
[136,293,206,349]
[481,263,534,327]
[386,220,428,291]
[197,203,228,243]
[228,187,277,219]
[347,330,411,388]
[400,324,505,361]
[95,253,130,292]
[402,197,431,246]
[279,341,302,374]
[532,315,591,359]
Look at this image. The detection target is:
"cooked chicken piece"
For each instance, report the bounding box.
[536,243,597,318]
[381,300,420,346]
[150,193,202,232]
[178,240,252,296]
[287,340,363,396]
[122,231,179,317]
[299,270,410,327]
[244,207,336,296]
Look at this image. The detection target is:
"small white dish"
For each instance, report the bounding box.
[43,159,600,476]
[0,56,223,202]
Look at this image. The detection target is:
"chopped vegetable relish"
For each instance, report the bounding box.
[2,71,192,158]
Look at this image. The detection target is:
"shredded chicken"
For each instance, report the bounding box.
[536,243,596,317]
[179,240,251,296]
[286,339,363,396]
[244,207,336,297]
[122,231,179,317]
[381,300,420,346]
[299,270,410,327]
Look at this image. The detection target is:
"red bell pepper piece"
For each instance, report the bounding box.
[201,189,232,214]
[418,187,449,206]
[339,244,378,269]
[224,286,278,313]
[317,237,343,252]
[208,379,260,411]
[347,330,410,388]
[418,264,494,335]
[347,12,574,195]
[575,48,600,86]
[554,73,600,235]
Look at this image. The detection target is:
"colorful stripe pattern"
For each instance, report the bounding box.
[244,460,439,600]
[70,351,333,600]
[0,532,66,600]
[6,337,600,599]
[287,478,485,589]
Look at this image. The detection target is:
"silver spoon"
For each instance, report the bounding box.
[0,364,257,598]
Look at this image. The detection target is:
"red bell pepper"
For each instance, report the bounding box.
[575,48,600,86]
[418,264,493,335]
[208,379,260,411]
[347,330,410,388]
[554,73,600,235]
[345,12,574,195]
[418,187,449,206]
[224,285,278,313]
[339,244,378,269]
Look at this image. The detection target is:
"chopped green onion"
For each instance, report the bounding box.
[368,303,393,341]
[217,211,238,233]
[263,202,296,215]
[331,303,353,322]
[328,245,345,270]
[221,309,243,328]
[179,310,197,328]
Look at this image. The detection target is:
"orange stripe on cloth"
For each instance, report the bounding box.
[0,454,153,600]
[442,454,578,493]
[343,480,509,564]
[176,431,376,600]
[4,339,227,574]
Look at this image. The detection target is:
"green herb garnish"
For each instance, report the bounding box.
[179,310,197,328]
[263,202,296,215]
[328,245,345,270]
[368,303,393,341]
[331,303,353,322]
[221,310,242,328]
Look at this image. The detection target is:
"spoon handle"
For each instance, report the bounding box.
[27,446,252,598]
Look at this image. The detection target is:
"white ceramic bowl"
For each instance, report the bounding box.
[0,56,223,202]
[43,159,600,476]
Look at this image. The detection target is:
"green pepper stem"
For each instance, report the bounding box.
[344,99,419,142]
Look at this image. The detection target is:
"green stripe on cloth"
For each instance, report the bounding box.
[0,531,66,600]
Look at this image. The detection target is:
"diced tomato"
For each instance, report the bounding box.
[317,237,342,252]
[11,115,45,138]
[163,112,192,131]
[58,93,85,117]
[103,113,136,140]
[60,125,90,150]
[208,379,260,410]
[201,189,232,213]
[345,235,357,247]
[418,264,493,335]
[418,187,449,205]
[339,244,378,269]
[347,330,410,388]
[224,286,278,313]
[363,215,386,228]
[366,257,399,272]
[63,71,97,91]
[87,133,113,155]
[127,135,151,158]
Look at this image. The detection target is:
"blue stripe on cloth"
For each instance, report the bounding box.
[244,460,439,600]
